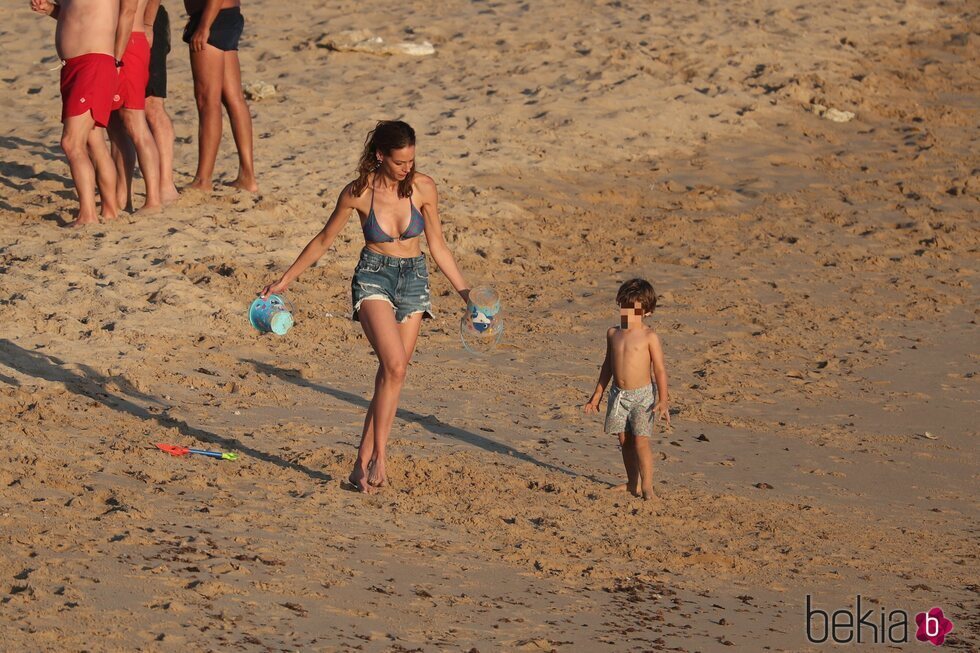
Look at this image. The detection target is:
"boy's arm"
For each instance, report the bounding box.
[115,0,138,62]
[585,328,615,408]
[649,332,670,422]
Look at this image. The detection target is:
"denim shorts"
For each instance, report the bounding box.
[351,248,434,323]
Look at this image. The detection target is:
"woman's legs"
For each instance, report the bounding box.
[107,113,136,211]
[350,303,421,493]
[361,312,424,486]
[144,97,180,202]
[189,44,224,190]
[220,50,257,191]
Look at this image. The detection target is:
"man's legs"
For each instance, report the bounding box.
[221,50,257,192]
[60,113,103,227]
[87,127,120,222]
[118,108,162,211]
[107,113,137,211]
[189,44,225,190]
[144,96,179,201]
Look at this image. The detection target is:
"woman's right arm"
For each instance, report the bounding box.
[260,186,356,297]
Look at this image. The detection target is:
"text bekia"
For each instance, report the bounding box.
[805,595,909,644]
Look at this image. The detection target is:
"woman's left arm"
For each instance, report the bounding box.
[417,175,470,303]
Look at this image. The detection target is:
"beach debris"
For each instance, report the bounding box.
[754,482,774,490]
[155,443,239,461]
[919,431,939,440]
[808,103,856,122]
[243,81,277,101]
[696,434,710,442]
[317,30,435,57]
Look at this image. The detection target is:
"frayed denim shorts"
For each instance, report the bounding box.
[351,248,434,323]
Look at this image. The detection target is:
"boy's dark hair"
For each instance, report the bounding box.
[616,278,657,313]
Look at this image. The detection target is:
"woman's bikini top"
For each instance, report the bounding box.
[362,183,425,243]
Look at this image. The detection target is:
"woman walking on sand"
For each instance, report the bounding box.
[261,121,470,493]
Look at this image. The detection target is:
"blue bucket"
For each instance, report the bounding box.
[249,294,294,335]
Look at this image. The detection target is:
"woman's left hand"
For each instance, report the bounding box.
[190,26,209,52]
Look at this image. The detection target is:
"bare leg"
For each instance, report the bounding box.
[362,312,423,487]
[86,127,119,223]
[189,44,224,191]
[635,436,656,500]
[60,114,102,227]
[220,50,258,192]
[118,108,162,211]
[349,302,417,493]
[620,429,641,497]
[107,113,136,212]
[144,96,180,202]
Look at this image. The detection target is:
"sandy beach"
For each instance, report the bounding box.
[1,0,978,650]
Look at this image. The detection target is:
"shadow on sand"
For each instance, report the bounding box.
[244,358,579,478]
[0,339,332,483]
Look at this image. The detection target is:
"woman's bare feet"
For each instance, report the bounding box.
[162,185,180,203]
[68,213,100,229]
[367,458,387,488]
[347,466,372,494]
[229,175,258,192]
[188,177,212,192]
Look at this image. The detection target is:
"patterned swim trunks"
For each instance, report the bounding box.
[604,383,657,437]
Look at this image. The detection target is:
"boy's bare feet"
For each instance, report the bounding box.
[608,483,641,497]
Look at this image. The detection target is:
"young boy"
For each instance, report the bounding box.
[583,278,670,500]
[31,0,124,227]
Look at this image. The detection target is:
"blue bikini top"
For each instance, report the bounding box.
[362,183,425,243]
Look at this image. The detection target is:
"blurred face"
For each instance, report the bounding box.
[620,301,647,326]
[378,145,415,181]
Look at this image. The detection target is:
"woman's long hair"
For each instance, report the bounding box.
[350,120,416,199]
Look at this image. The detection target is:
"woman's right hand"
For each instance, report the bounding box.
[260,279,289,299]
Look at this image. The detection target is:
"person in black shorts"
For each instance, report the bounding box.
[182,0,257,192]
[144,1,180,201]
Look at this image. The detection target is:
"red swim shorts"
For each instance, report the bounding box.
[60,53,118,128]
[115,32,151,111]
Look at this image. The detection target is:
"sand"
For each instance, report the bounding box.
[1,0,978,650]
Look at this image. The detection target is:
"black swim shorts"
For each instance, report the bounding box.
[145,5,170,98]
[182,6,245,52]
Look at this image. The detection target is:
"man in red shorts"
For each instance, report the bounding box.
[31,0,125,227]
[107,0,163,213]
